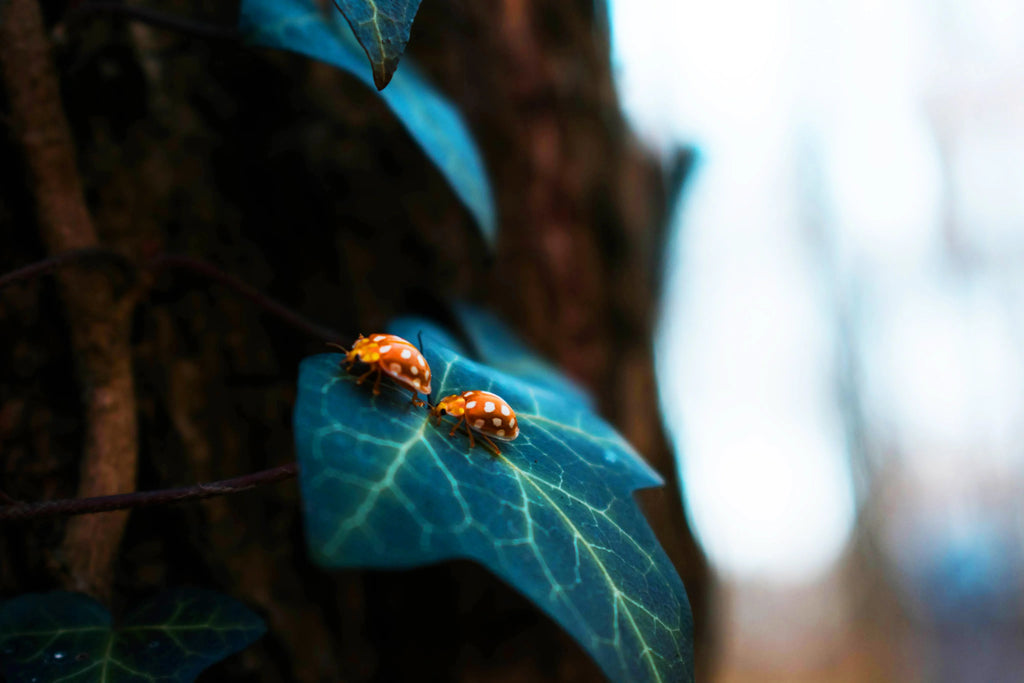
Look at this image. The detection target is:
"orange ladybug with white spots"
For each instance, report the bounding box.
[432,390,519,455]
[329,333,431,406]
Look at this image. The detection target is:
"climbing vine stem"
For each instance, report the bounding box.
[0,463,298,522]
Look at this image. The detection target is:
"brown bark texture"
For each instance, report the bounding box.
[0,0,711,680]
[0,0,139,601]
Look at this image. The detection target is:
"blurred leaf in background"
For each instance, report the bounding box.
[238,0,497,244]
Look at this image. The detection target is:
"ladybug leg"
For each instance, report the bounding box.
[371,368,383,395]
[339,356,356,375]
[354,366,375,385]
[463,422,476,449]
[408,390,424,407]
[479,434,501,456]
[448,415,464,437]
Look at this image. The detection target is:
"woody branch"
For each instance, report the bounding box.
[0,0,139,600]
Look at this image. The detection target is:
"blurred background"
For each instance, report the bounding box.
[610,0,1024,680]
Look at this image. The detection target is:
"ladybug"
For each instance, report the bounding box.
[329,333,431,406]
[432,390,519,455]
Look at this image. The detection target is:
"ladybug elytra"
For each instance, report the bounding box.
[330,333,431,406]
[432,390,519,455]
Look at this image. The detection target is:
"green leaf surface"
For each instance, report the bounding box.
[238,0,497,245]
[294,319,694,682]
[0,589,265,682]
[331,0,423,90]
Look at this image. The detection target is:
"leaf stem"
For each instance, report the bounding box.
[0,248,134,290]
[0,463,298,521]
[152,254,343,342]
[0,249,343,341]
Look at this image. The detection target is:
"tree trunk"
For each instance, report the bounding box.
[0,0,710,680]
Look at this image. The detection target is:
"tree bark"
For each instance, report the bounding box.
[0,0,139,601]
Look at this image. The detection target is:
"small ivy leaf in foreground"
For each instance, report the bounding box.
[331,0,423,90]
[238,0,497,245]
[0,588,265,683]
[294,321,694,682]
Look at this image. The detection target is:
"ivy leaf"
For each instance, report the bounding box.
[238,0,497,245]
[450,303,594,407]
[0,589,265,683]
[389,305,591,407]
[294,320,694,682]
[330,0,423,90]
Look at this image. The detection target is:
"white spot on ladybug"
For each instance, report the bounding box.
[509,417,516,427]
[400,348,412,359]
[418,356,427,367]
[497,429,506,437]
[492,417,502,427]
[380,345,392,353]
[474,419,485,428]
[373,335,386,341]
[410,366,418,376]
[484,402,495,413]
[466,401,477,409]
[412,378,421,387]
[389,363,401,373]
[501,405,510,416]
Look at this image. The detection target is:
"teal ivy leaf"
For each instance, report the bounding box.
[330,0,423,90]
[294,320,694,682]
[389,304,592,407]
[0,588,265,682]
[451,303,594,407]
[387,315,471,357]
[238,0,497,245]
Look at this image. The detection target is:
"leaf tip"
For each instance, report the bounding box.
[372,58,400,90]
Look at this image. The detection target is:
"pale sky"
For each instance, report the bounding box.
[609,0,1024,582]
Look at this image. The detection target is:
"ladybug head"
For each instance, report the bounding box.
[432,394,465,419]
[347,335,381,364]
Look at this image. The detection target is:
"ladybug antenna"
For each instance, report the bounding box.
[416,332,434,411]
[325,341,349,354]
